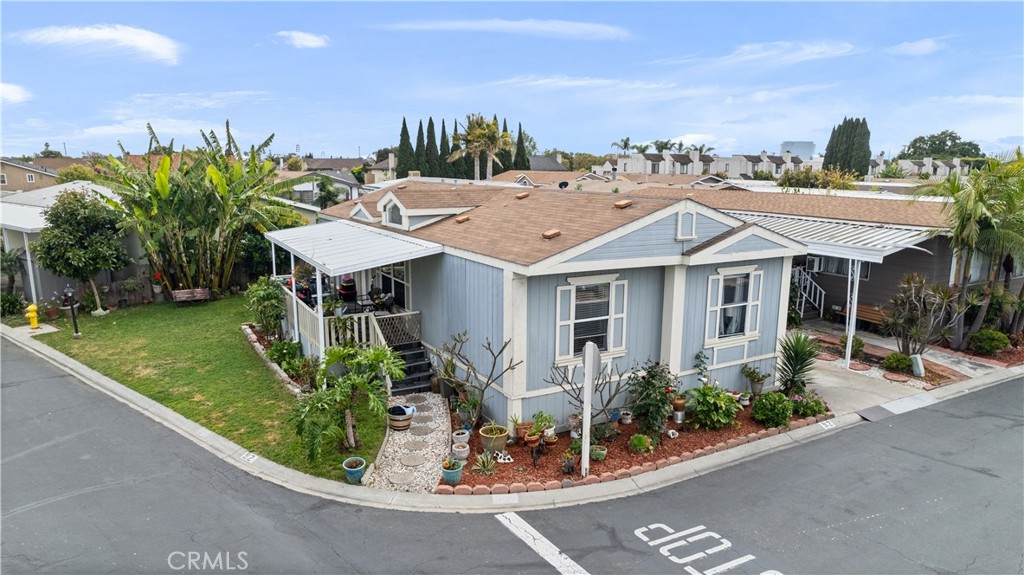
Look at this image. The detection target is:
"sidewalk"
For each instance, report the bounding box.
[3,322,1020,513]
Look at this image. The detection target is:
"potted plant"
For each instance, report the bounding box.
[523,422,543,448]
[568,411,583,438]
[479,419,510,453]
[670,391,687,413]
[619,410,634,425]
[452,429,470,445]
[119,276,143,307]
[440,455,464,486]
[589,445,608,461]
[343,456,366,485]
[739,392,751,407]
[741,363,771,396]
[560,449,577,474]
[532,411,556,438]
[452,442,470,461]
[43,294,61,320]
[151,272,164,294]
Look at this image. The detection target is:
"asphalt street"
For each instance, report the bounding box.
[2,337,1022,575]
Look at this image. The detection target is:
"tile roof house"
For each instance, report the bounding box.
[0,158,60,192]
[268,178,805,425]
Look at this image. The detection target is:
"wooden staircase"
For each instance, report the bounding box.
[391,341,434,396]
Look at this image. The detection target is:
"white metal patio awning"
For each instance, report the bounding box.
[0,202,47,233]
[726,211,934,263]
[265,219,443,277]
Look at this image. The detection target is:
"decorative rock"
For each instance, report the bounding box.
[453,485,472,495]
[409,425,432,436]
[400,453,426,467]
[527,481,545,492]
[403,440,428,451]
[561,479,574,489]
[667,455,682,465]
[544,480,562,490]
[491,484,510,494]
[849,361,871,371]
[884,372,911,382]
[435,485,454,495]
[473,485,491,495]
[510,483,528,494]
[656,459,670,469]
[389,472,414,485]
[600,472,616,483]
[406,394,427,404]
[412,414,433,424]
[416,404,433,413]
[615,469,631,480]
[642,462,657,472]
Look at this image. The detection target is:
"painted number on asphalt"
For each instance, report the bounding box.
[819,420,836,430]
[634,523,782,575]
[240,451,259,463]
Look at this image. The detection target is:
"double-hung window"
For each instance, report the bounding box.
[556,275,627,361]
[706,267,763,341]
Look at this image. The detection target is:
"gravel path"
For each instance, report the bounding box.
[364,393,451,493]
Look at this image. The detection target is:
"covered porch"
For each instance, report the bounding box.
[265,220,443,364]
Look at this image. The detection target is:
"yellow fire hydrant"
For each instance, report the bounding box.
[25,303,39,329]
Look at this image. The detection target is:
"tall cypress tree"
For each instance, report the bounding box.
[851,118,871,177]
[449,122,468,179]
[824,117,871,177]
[513,122,530,170]
[396,117,415,179]
[438,119,451,178]
[425,117,440,177]
[414,120,426,176]
[494,118,513,176]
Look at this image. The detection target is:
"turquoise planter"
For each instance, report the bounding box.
[343,457,366,485]
[440,462,464,486]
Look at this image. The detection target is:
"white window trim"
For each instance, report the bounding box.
[0,174,6,185]
[676,211,696,241]
[382,201,406,229]
[555,274,627,364]
[372,260,412,309]
[704,265,763,347]
[25,174,35,183]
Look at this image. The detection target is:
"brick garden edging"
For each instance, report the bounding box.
[432,412,836,495]
[240,323,303,397]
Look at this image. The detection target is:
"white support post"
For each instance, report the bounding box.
[290,253,299,343]
[22,231,38,304]
[316,270,326,361]
[580,341,600,478]
[843,260,862,369]
[271,243,277,277]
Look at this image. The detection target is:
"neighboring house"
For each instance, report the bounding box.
[301,157,365,172]
[275,169,365,204]
[527,155,568,172]
[0,158,59,192]
[266,179,805,427]
[0,181,146,305]
[603,151,806,179]
[365,153,397,184]
[894,157,974,181]
[491,170,609,187]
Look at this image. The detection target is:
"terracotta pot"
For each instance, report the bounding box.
[671,398,687,412]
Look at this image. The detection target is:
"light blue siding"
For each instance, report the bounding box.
[679,258,785,391]
[526,267,664,393]
[413,254,504,377]
[681,214,732,252]
[408,215,437,228]
[568,215,680,262]
[717,235,786,254]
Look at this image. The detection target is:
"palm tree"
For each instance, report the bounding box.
[448,114,488,180]
[685,143,716,155]
[0,239,24,295]
[652,139,674,153]
[478,117,514,180]
[633,144,651,154]
[611,137,631,156]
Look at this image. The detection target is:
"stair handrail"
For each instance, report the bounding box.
[367,314,394,395]
[792,266,826,318]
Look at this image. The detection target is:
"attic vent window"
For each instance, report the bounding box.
[614,199,633,209]
[542,229,561,240]
[455,215,470,223]
[515,192,530,200]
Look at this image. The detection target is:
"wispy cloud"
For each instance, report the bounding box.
[886,38,944,56]
[713,41,857,67]
[275,31,330,49]
[108,91,269,119]
[12,24,181,65]
[485,74,718,103]
[1,83,33,105]
[382,19,629,41]
[926,94,1021,106]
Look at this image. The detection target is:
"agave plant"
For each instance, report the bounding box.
[777,332,818,396]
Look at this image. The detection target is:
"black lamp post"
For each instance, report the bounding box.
[63,285,81,339]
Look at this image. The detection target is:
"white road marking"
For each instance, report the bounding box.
[495,512,590,575]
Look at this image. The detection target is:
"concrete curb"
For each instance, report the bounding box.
[3,324,1020,514]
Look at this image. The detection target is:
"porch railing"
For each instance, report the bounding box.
[792,267,825,318]
[374,311,421,346]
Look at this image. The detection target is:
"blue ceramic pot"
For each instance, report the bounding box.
[343,457,366,485]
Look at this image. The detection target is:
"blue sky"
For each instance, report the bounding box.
[2,2,1022,161]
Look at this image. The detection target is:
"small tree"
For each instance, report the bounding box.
[246,276,285,338]
[777,332,818,396]
[33,190,130,312]
[285,156,304,171]
[882,274,967,356]
[0,239,24,295]
[56,164,99,183]
[433,331,521,428]
[315,178,341,208]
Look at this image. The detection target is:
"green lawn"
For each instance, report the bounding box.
[35,296,384,482]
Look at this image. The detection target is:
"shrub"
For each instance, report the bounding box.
[267,340,302,365]
[629,433,654,454]
[626,360,676,437]
[752,392,793,428]
[1,293,26,317]
[790,392,828,418]
[282,355,320,388]
[471,451,496,476]
[882,352,913,373]
[246,276,285,338]
[970,329,1011,356]
[777,332,818,396]
[838,334,864,359]
[569,438,583,456]
[686,383,740,430]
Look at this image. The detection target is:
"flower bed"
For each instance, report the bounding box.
[435,408,832,495]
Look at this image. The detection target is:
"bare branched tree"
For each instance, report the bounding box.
[433,331,522,428]
[544,362,630,422]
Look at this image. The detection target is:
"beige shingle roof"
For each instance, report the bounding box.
[624,188,949,228]
[491,170,584,185]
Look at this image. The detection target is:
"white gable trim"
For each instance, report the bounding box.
[683,225,805,266]
[349,203,377,222]
[684,248,796,266]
